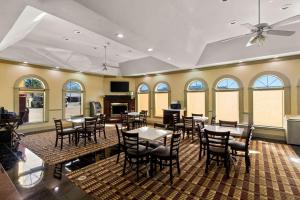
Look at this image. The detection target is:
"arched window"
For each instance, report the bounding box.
[252,74,284,127]
[137,83,150,114]
[186,80,206,116]
[215,78,240,122]
[63,80,84,118]
[154,82,170,117]
[15,76,47,123]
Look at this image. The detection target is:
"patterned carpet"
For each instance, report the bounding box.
[21,125,119,165]
[66,139,300,200]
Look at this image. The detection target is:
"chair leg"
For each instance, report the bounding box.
[159,159,162,170]
[116,145,121,163]
[94,132,97,143]
[199,143,202,160]
[136,158,139,181]
[60,137,63,150]
[84,134,87,146]
[103,128,106,139]
[55,135,58,147]
[169,160,173,184]
[225,155,230,178]
[245,155,250,173]
[123,155,127,175]
[176,157,180,174]
[205,153,209,174]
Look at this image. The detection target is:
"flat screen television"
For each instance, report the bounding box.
[110,81,129,92]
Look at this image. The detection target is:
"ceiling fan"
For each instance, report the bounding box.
[222,0,300,47]
[101,43,119,71]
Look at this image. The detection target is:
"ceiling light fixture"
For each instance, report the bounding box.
[239,61,243,63]
[55,67,60,69]
[147,48,153,52]
[64,37,69,41]
[74,30,81,34]
[116,33,124,38]
[167,57,171,60]
[23,61,28,64]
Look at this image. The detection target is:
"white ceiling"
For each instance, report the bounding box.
[0,0,299,76]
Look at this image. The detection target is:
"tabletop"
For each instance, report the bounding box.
[127,127,172,141]
[127,112,140,116]
[193,116,209,122]
[204,125,245,137]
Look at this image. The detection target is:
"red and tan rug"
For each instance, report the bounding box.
[66,139,300,200]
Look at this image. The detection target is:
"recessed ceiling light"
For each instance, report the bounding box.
[55,67,60,69]
[229,20,237,25]
[147,48,153,52]
[281,4,292,10]
[167,57,171,60]
[74,30,81,34]
[116,33,124,38]
[64,37,69,41]
[273,55,279,59]
[93,47,98,50]
[23,61,28,64]
[239,60,243,63]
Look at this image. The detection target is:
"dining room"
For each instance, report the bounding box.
[1,1,300,200]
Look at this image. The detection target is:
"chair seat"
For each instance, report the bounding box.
[209,146,230,154]
[229,140,246,151]
[127,145,152,156]
[58,128,76,134]
[96,124,105,129]
[151,146,177,158]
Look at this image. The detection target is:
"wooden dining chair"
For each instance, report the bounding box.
[182,116,195,140]
[197,123,206,160]
[204,129,231,178]
[121,112,134,130]
[229,124,254,173]
[54,119,77,149]
[96,114,106,139]
[122,130,152,181]
[219,120,238,127]
[77,117,97,146]
[192,113,203,117]
[150,131,181,184]
[115,124,124,163]
[171,113,184,134]
[210,116,216,125]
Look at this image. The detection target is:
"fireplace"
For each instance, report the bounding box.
[103,95,135,121]
[111,103,128,116]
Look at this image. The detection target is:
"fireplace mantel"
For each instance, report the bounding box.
[103,95,135,121]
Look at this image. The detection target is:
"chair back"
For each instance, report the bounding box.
[245,124,254,152]
[219,120,237,127]
[170,132,181,157]
[171,113,180,124]
[192,113,203,117]
[54,119,63,133]
[210,116,216,125]
[183,116,194,128]
[84,117,97,132]
[140,110,147,121]
[204,129,230,154]
[115,124,122,145]
[98,114,106,125]
[121,112,129,122]
[197,123,204,138]
[121,130,139,155]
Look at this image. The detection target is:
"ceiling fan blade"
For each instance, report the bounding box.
[266,29,295,36]
[246,35,258,47]
[220,33,254,43]
[241,23,257,31]
[271,15,300,28]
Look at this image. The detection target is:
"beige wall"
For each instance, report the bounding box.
[0,62,105,131]
[135,58,300,140]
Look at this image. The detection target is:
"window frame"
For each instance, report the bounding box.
[62,80,85,119]
[213,76,243,123]
[250,73,288,128]
[136,83,151,116]
[153,82,171,118]
[184,79,209,117]
[14,75,49,124]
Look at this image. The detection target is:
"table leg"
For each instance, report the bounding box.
[164,136,167,146]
